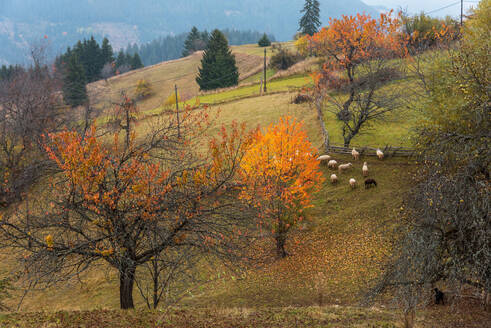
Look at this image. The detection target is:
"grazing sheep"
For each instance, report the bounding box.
[328,160,338,169]
[364,178,377,189]
[338,163,353,173]
[330,174,338,184]
[376,149,384,160]
[349,178,357,189]
[317,155,331,166]
[362,162,369,177]
[351,148,360,160]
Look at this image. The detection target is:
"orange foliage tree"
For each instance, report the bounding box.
[239,117,323,258]
[0,96,256,309]
[303,12,409,148]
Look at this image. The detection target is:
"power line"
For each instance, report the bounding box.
[427,1,461,14]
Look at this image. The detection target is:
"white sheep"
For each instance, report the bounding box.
[330,174,338,184]
[376,149,384,160]
[317,155,331,166]
[349,178,357,189]
[351,148,360,160]
[327,160,338,169]
[362,162,369,177]
[338,163,353,173]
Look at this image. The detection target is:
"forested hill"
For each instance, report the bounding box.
[0,0,376,65]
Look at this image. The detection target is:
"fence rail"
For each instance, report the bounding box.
[326,144,416,158]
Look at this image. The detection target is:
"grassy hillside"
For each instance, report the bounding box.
[2,43,479,328]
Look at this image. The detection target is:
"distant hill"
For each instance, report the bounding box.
[0,0,377,65]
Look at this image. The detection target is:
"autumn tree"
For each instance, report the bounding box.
[239,117,323,258]
[306,12,409,148]
[0,96,256,309]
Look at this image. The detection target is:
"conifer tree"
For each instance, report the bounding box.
[299,0,321,36]
[182,26,206,57]
[258,33,271,47]
[196,29,239,91]
[62,54,87,107]
[101,37,114,65]
[116,50,127,68]
[131,53,144,70]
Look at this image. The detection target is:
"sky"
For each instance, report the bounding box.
[362,0,480,17]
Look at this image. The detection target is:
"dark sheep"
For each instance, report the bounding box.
[364,178,377,189]
[434,288,445,305]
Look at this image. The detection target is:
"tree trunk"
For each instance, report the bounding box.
[276,233,287,258]
[119,264,136,309]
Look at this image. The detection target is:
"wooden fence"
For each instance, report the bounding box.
[326,144,417,158]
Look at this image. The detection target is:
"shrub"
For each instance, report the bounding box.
[269,44,303,70]
[135,79,153,99]
[163,92,180,108]
[292,92,312,104]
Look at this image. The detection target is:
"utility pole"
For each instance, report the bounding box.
[461,0,463,26]
[263,48,267,93]
[175,84,180,138]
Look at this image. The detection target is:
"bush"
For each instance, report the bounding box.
[135,79,153,99]
[269,44,303,70]
[258,33,271,47]
[292,93,312,104]
[163,92,180,109]
[402,12,459,50]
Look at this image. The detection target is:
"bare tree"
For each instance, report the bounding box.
[101,62,115,82]
[0,51,65,208]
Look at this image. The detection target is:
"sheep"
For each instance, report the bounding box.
[327,160,338,169]
[317,155,331,166]
[362,162,369,177]
[376,149,384,160]
[330,174,338,184]
[338,163,353,173]
[349,178,357,189]
[364,178,377,189]
[351,148,360,160]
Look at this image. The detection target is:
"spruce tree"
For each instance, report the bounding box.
[116,50,127,68]
[196,29,239,91]
[298,0,321,36]
[258,33,271,47]
[131,53,144,70]
[182,26,202,57]
[62,54,88,107]
[101,37,114,65]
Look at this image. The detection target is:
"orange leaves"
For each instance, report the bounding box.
[239,116,323,228]
[308,12,406,76]
[44,125,172,222]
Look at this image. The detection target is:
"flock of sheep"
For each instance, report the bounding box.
[317,148,384,189]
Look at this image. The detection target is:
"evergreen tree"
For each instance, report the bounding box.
[182,26,203,57]
[116,50,127,68]
[62,54,87,107]
[131,53,144,70]
[101,37,114,65]
[196,29,239,91]
[258,33,271,47]
[298,0,321,36]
